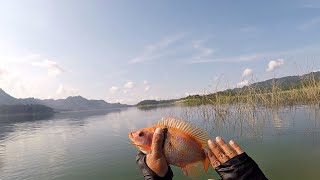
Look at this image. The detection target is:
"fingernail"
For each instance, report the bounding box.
[216,136,222,142]
[230,140,235,145]
[155,128,162,135]
[208,140,217,147]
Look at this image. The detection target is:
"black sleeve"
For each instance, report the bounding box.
[136,151,173,180]
[215,153,268,180]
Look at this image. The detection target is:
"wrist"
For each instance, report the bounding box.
[215,153,267,180]
[136,151,173,180]
[146,155,168,177]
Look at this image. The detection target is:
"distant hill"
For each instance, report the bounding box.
[0,89,19,105]
[0,104,54,115]
[136,71,320,106]
[136,99,176,107]
[0,89,130,111]
[225,71,320,93]
[39,96,129,111]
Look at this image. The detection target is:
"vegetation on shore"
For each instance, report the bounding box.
[180,71,320,108]
[0,104,54,115]
[137,71,320,108]
[136,99,176,107]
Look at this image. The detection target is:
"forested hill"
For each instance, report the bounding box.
[137,71,320,106]
[0,89,130,111]
[136,99,176,107]
[225,71,320,93]
[0,104,54,115]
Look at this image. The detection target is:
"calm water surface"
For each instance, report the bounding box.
[1,106,320,180]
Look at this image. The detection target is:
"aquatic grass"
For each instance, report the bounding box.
[181,72,320,109]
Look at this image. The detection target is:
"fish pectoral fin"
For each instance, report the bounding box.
[203,157,210,172]
[181,161,203,178]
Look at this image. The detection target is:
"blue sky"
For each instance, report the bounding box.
[0,0,320,104]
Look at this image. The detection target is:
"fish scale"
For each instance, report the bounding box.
[129,117,210,178]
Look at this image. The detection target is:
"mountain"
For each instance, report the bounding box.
[136,99,176,107]
[229,71,320,93]
[0,89,19,105]
[0,104,54,115]
[39,96,129,111]
[136,71,320,106]
[0,89,130,111]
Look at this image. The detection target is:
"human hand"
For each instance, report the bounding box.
[205,136,267,180]
[145,128,168,177]
[205,136,244,168]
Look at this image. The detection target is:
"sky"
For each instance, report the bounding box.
[0,0,320,105]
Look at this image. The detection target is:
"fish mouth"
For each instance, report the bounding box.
[128,132,145,150]
[129,132,140,146]
[128,132,134,142]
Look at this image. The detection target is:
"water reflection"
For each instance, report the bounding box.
[0,105,320,180]
[160,105,320,142]
[0,109,126,141]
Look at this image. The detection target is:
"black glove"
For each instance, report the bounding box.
[136,151,173,180]
[215,153,268,180]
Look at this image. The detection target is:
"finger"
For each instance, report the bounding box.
[216,136,236,158]
[204,148,221,168]
[151,128,163,159]
[208,139,229,163]
[229,140,244,155]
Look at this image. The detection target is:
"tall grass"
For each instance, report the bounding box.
[180,72,320,109]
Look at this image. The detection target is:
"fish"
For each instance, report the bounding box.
[129,117,210,178]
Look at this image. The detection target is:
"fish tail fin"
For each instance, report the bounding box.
[203,157,210,172]
[181,161,203,178]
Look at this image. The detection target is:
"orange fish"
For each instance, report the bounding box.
[129,117,210,178]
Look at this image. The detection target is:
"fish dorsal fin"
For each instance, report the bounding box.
[158,117,210,147]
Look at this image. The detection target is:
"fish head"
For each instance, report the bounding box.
[128,126,156,154]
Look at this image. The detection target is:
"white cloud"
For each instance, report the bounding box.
[124,81,135,89]
[31,59,65,76]
[143,80,150,91]
[109,86,120,94]
[56,84,78,98]
[144,85,150,92]
[301,0,320,9]
[0,53,70,99]
[267,59,284,72]
[188,52,264,64]
[242,68,253,77]
[298,17,320,31]
[240,26,258,33]
[187,45,318,64]
[237,80,249,87]
[190,39,215,62]
[129,33,185,64]
[0,67,8,79]
[239,26,259,38]
[0,70,58,99]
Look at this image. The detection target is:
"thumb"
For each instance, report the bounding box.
[208,179,215,180]
[151,128,163,159]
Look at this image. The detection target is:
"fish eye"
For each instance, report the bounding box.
[138,131,144,137]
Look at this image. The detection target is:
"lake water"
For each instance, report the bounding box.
[1,105,320,180]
